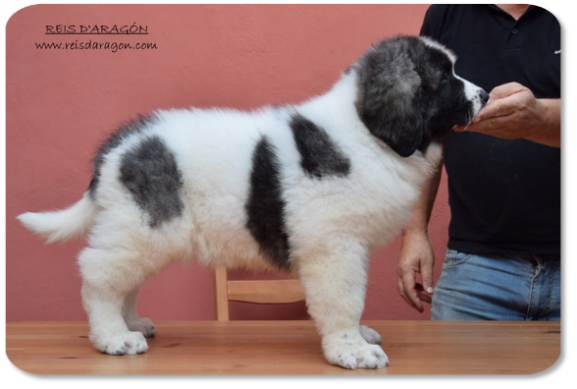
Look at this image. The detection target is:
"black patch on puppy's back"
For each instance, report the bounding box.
[290,114,351,178]
[89,115,154,197]
[245,137,291,270]
[119,135,184,228]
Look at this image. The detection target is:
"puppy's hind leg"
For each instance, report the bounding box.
[297,240,388,369]
[360,325,382,345]
[79,247,149,355]
[122,287,157,338]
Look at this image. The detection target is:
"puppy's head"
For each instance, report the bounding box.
[353,35,488,157]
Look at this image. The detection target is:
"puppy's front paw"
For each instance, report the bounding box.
[360,325,382,345]
[93,331,149,355]
[323,330,388,369]
[127,317,157,338]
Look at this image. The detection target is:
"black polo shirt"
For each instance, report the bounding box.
[420,5,561,255]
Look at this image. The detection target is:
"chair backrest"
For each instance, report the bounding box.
[214,266,306,321]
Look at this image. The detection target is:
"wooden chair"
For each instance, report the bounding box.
[214,266,306,321]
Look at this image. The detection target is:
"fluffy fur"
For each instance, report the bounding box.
[18,36,487,369]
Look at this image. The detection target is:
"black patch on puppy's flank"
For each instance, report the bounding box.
[290,114,351,178]
[245,137,291,270]
[119,136,184,228]
[89,115,154,197]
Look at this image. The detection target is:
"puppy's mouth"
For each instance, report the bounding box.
[471,89,490,121]
[457,89,490,129]
[452,111,478,131]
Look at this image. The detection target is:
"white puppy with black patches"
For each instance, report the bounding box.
[18,35,487,369]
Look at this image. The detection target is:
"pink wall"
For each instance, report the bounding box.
[6,4,448,322]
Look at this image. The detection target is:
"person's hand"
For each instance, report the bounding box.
[397,232,435,312]
[454,82,546,140]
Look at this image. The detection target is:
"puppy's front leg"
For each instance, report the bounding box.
[297,241,388,369]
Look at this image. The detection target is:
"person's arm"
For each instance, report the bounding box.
[397,158,443,312]
[395,4,447,313]
[454,82,561,148]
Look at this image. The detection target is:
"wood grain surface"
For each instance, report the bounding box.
[6,320,560,375]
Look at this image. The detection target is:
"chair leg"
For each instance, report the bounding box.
[214,266,230,321]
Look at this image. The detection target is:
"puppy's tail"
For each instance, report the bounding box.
[17,192,97,244]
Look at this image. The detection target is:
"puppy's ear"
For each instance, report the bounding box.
[359,99,424,157]
[355,51,424,157]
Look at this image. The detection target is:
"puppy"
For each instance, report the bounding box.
[18,35,488,369]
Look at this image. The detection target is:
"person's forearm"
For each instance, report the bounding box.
[402,158,444,236]
[525,98,561,148]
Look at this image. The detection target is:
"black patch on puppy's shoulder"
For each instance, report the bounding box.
[290,114,351,178]
[89,115,154,197]
[245,137,291,271]
[119,135,184,228]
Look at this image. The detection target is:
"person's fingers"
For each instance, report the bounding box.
[454,83,530,133]
[487,82,526,102]
[415,283,432,304]
[420,261,435,295]
[473,97,518,123]
[398,268,423,312]
[398,233,435,312]
[470,115,514,136]
[397,276,418,311]
[453,95,518,132]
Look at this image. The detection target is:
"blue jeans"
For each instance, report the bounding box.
[431,249,561,321]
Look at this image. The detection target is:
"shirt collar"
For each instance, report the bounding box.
[487,4,536,19]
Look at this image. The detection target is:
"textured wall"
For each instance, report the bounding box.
[7,4,449,322]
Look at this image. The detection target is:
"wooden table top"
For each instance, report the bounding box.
[6,320,560,375]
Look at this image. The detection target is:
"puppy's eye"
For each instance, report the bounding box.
[439,76,450,85]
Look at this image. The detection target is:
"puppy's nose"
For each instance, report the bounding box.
[479,90,490,105]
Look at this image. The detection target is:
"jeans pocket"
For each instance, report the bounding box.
[442,249,472,268]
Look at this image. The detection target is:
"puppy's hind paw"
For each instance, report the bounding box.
[127,317,157,338]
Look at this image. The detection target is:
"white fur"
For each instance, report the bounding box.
[18,37,484,368]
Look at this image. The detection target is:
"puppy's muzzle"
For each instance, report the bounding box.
[479,89,490,107]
